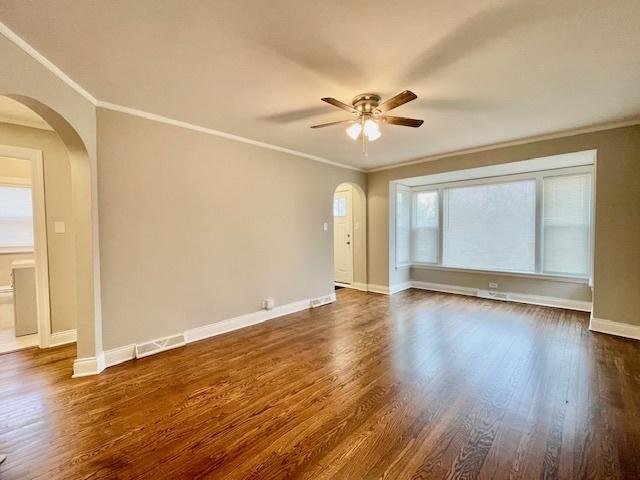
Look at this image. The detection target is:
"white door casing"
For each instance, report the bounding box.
[334,187,353,284]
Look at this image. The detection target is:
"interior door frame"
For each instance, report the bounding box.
[334,185,354,286]
[0,144,52,348]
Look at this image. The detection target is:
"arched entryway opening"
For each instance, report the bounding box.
[0,94,99,373]
[332,182,367,291]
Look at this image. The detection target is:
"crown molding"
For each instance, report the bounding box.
[95,101,363,172]
[0,21,98,105]
[0,21,363,173]
[3,20,638,175]
[366,117,640,173]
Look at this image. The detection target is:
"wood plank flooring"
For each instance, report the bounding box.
[1,288,639,479]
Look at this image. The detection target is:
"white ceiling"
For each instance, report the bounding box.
[1,0,639,169]
[0,96,52,131]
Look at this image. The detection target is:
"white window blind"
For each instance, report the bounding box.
[413,191,439,263]
[396,187,411,265]
[543,174,591,276]
[0,185,33,251]
[442,180,536,272]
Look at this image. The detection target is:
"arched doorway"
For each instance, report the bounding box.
[332,182,367,291]
[0,94,99,373]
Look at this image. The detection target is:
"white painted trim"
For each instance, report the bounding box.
[97,294,334,372]
[389,282,412,295]
[411,280,477,297]
[50,329,76,347]
[72,353,105,378]
[351,282,369,292]
[0,21,361,173]
[103,344,136,367]
[0,144,52,349]
[410,264,590,284]
[589,316,640,341]
[0,175,31,186]
[367,284,390,295]
[96,101,363,172]
[0,114,53,131]
[0,21,98,105]
[368,118,640,172]
[334,282,369,292]
[410,280,591,312]
[2,20,639,174]
[184,298,311,343]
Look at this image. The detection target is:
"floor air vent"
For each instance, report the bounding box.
[311,294,336,308]
[477,289,509,301]
[135,334,186,359]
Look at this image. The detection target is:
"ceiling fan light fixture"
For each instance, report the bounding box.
[346,122,362,140]
[363,119,381,141]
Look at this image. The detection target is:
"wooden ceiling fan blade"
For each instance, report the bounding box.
[321,97,359,115]
[382,116,424,127]
[310,119,354,129]
[375,90,418,114]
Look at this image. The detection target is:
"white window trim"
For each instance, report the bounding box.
[397,164,595,283]
[395,184,412,268]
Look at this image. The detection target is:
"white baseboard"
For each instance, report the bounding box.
[589,316,640,341]
[351,282,369,292]
[185,298,311,343]
[411,281,477,297]
[93,294,334,373]
[389,282,412,294]
[72,353,105,378]
[334,282,369,292]
[50,329,77,347]
[103,344,136,367]
[410,280,591,312]
[367,284,390,295]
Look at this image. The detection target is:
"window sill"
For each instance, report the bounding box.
[0,248,35,255]
[409,263,590,285]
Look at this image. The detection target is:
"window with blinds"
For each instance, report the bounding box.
[396,187,411,266]
[0,185,33,252]
[443,180,536,272]
[400,167,593,278]
[543,174,592,276]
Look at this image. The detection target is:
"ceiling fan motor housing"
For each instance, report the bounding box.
[352,93,381,114]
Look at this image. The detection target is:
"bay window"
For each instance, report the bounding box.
[396,165,593,279]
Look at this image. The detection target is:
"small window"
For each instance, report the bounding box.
[543,174,592,276]
[0,185,33,252]
[413,191,439,263]
[333,197,347,217]
[396,187,411,265]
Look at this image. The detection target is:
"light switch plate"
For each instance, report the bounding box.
[323,222,328,231]
[54,221,66,234]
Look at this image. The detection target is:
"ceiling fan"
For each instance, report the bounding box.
[311,90,423,155]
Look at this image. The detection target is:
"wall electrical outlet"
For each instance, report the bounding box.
[489,282,498,289]
[262,297,275,310]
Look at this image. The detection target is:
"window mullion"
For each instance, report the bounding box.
[535,175,543,273]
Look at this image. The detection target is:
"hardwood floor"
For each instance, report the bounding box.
[1,288,639,479]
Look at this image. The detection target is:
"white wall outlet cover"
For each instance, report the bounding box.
[323,222,328,231]
[54,221,66,233]
[262,297,275,310]
[489,282,498,289]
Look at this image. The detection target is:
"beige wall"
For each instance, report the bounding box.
[367,125,640,326]
[0,122,77,332]
[97,108,365,349]
[1,33,100,358]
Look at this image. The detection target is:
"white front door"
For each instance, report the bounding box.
[334,187,353,284]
